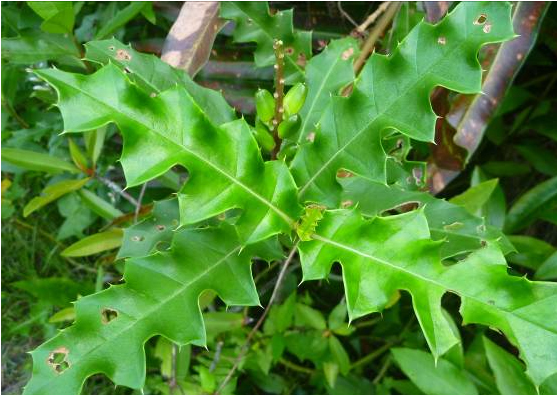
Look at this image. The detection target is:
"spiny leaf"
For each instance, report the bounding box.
[340,176,513,258]
[299,209,557,386]
[84,38,235,125]
[291,2,514,207]
[292,37,359,144]
[36,64,300,243]
[23,225,280,395]
[220,2,312,84]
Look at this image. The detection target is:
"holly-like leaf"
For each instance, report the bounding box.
[23,225,274,395]
[340,176,513,258]
[36,64,300,243]
[291,2,514,207]
[84,38,235,125]
[299,209,557,386]
[292,37,359,144]
[220,2,312,84]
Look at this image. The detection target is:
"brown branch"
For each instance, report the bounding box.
[214,242,299,394]
[355,2,391,35]
[352,2,400,76]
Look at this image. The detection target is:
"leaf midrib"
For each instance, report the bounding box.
[298,30,468,197]
[312,233,557,335]
[54,72,295,227]
[36,245,242,393]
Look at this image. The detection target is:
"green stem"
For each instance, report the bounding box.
[278,358,315,374]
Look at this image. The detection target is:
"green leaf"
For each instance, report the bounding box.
[506,235,555,270]
[49,307,76,323]
[505,176,557,233]
[536,251,557,281]
[23,178,89,217]
[340,176,513,258]
[78,189,123,220]
[1,30,83,68]
[84,128,106,166]
[295,303,327,330]
[449,179,499,215]
[61,228,123,257]
[117,198,179,259]
[291,2,514,207]
[328,336,350,375]
[299,209,557,385]
[293,37,359,144]
[220,2,312,84]
[94,2,150,40]
[392,348,478,395]
[27,1,75,34]
[515,144,557,177]
[13,277,92,307]
[483,337,537,395]
[68,138,88,172]
[36,64,300,243]
[84,38,235,125]
[23,225,268,394]
[1,147,79,174]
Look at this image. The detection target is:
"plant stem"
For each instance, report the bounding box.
[214,241,299,394]
[355,2,391,35]
[349,341,394,371]
[278,358,315,374]
[271,39,285,160]
[96,175,138,206]
[352,2,399,76]
[134,182,148,223]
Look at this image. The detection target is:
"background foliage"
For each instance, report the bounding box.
[2,2,556,395]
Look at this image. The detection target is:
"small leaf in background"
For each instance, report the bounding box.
[328,336,350,375]
[1,148,79,174]
[449,179,499,215]
[535,251,557,280]
[78,189,123,220]
[49,307,76,323]
[61,228,123,257]
[94,2,153,40]
[27,1,75,34]
[57,193,95,240]
[515,144,557,177]
[68,138,89,173]
[154,337,190,380]
[199,366,216,393]
[13,277,92,307]
[1,30,84,68]
[507,235,555,271]
[323,362,340,389]
[84,128,106,167]
[295,303,327,331]
[504,176,557,233]
[23,178,89,217]
[328,301,354,336]
[203,312,244,339]
[392,348,478,395]
[483,337,537,395]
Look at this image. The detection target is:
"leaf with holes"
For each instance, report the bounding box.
[299,209,557,386]
[291,2,514,207]
[23,225,281,395]
[35,64,301,244]
[220,2,312,84]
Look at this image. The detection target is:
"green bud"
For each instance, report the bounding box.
[252,126,275,152]
[283,83,307,117]
[255,89,275,122]
[277,114,301,139]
